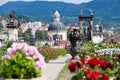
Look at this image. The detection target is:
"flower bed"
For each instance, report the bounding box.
[80,41,120,55]
[68,52,120,80]
[0,42,45,79]
[68,42,120,80]
[39,48,67,62]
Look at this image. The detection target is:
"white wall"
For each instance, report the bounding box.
[92,35,103,43]
[8,29,18,41]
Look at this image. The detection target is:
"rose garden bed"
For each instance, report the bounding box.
[67,42,120,80]
[57,42,120,80]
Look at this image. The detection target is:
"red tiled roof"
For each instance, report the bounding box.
[2,27,8,31]
[59,40,67,45]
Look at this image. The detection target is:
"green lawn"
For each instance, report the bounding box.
[56,64,75,80]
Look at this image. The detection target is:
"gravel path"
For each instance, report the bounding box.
[40,54,71,80]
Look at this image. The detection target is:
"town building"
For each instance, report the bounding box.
[47,11,67,46]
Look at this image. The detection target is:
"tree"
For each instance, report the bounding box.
[26,28,32,35]
[35,30,48,40]
[0,22,3,29]
[24,28,32,41]
[1,14,9,21]
[17,15,34,23]
[18,30,24,37]
[24,32,30,41]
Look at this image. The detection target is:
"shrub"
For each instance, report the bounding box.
[42,43,50,49]
[80,41,117,58]
[68,52,120,80]
[69,42,120,80]
[0,41,13,63]
[1,50,41,78]
[57,48,67,56]
[0,42,45,79]
[39,48,67,62]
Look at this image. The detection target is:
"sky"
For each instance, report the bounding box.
[0,0,92,6]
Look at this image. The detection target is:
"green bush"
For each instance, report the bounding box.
[38,48,67,62]
[0,42,45,79]
[81,41,116,54]
[42,44,50,49]
[4,40,13,48]
[68,41,120,80]
[57,48,67,56]
[0,41,14,60]
[0,50,41,79]
[0,47,7,60]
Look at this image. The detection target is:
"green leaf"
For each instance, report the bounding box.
[71,75,78,80]
[77,71,84,80]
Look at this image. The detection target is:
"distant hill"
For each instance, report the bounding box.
[0,0,120,28]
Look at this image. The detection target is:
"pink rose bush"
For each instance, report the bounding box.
[1,42,45,79]
[2,42,45,69]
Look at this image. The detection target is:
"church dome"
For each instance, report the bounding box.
[48,10,65,31]
[48,20,65,31]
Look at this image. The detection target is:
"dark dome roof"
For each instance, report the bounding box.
[48,21,65,31]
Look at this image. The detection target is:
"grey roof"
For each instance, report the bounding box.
[48,21,65,31]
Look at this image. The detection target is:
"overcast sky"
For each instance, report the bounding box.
[0,0,92,6]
